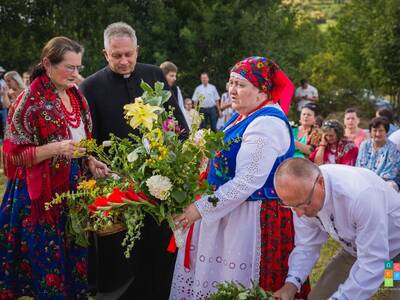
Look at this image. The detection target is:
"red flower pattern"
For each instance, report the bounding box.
[46,273,61,289]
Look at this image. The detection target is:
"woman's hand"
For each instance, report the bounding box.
[53,140,86,158]
[174,203,202,231]
[88,156,110,178]
[319,133,328,146]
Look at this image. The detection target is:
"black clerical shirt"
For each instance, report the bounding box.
[80,64,189,143]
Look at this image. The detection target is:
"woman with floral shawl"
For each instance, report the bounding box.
[169,56,310,299]
[0,37,108,299]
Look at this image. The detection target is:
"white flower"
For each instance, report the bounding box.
[102,140,112,147]
[142,137,151,154]
[193,129,208,146]
[146,175,172,200]
[110,173,121,180]
[127,151,138,163]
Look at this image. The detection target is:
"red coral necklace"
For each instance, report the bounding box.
[61,90,81,128]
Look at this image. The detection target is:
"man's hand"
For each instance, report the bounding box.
[273,282,298,300]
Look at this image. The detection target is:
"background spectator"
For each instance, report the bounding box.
[295,78,318,113]
[310,119,358,166]
[160,61,190,127]
[183,98,200,129]
[356,117,399,191]
[3,71,26,108]
[376,108,398,135]
[292,102,321,158]
[0,66,7,139]
[22,71,31,86]
[216,82,233,130]
[192,72,220,131]
[315,115,324,128]
[343,107,368,148]
[389,129,400,151]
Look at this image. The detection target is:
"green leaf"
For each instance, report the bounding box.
[154,81,164,93]
[171,190,187,203]
[140,80,153,94]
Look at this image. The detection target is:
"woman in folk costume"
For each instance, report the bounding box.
[0,37,108,299]
[169,56,310,299]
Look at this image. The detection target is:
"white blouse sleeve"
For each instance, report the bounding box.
[285,214,328,289]
[195,115,290,224]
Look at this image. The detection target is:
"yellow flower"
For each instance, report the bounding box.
[145,128,163,144]
[78,179,97,190]
[124,98,162,131]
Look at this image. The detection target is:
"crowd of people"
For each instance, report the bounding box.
[0,21,399,300]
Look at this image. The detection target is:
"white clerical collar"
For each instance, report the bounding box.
[123,73,131,79]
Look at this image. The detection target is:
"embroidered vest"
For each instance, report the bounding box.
[207,106,294,200]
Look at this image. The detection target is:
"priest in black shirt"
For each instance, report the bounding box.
[80,22,188,299]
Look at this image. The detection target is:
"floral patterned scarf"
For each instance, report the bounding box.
[230,56,294,115]
[3,73,92,224]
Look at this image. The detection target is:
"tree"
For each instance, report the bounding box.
[0,0,322,101]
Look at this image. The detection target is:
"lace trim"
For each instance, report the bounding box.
[196,137,266,217]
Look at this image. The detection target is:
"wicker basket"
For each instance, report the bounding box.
[95,223,126,237]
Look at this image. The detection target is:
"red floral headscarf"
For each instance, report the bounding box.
[230,56,294,115]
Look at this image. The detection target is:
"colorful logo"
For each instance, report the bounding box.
[384,260,400,287]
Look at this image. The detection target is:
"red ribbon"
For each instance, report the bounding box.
[166,169,209,269]
[167,235,177,253]
[184,224,195,269]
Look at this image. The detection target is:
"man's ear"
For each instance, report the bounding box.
[102,49,109,61]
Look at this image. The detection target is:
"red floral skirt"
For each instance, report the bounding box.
[259,199,310,299]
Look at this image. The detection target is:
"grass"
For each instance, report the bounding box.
[0,174,389,299]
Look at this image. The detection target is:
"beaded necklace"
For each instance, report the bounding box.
[61,90,81,128]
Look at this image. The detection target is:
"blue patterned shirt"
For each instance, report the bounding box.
[356,138,400,181]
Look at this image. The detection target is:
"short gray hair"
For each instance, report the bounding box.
[104,22,137,49]
[5,71,26,89]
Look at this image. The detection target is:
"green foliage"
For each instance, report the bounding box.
[0,0,321,98]
[299,0,400,115]
[299,51,375,117]
[208,281,274,300]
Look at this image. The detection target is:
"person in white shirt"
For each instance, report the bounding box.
[273,158,400,300]
[389,128,400,189]
[295,79,318,113]
[192,72,220,131]
[389,128,400,151]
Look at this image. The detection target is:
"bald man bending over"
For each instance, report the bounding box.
[273,158,400,300]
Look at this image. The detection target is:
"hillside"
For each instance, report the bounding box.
[283,0,349,30]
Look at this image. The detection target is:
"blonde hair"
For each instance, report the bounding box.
[4,71,26,89]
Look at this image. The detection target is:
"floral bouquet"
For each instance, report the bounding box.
[208,281,274,300]
[48,81,226,257]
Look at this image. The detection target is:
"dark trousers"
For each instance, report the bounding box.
[88,230,135,294]
[119,216,177,300]
[200,106,218,132]
[88,216,177,299]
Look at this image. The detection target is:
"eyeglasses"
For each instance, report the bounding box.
[278,173,320,209]
[57,64,85,73]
